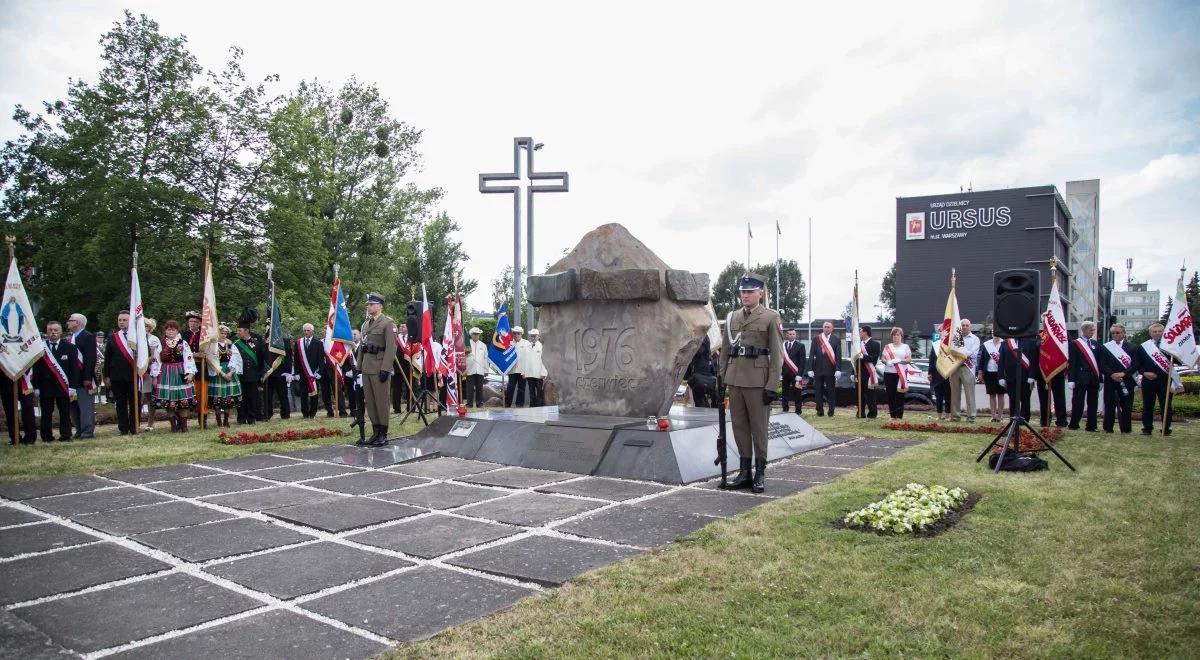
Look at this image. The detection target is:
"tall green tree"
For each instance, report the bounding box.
[1185,271,1199,323]
[879,263,897,324]
[490,265,526,316]
[395,212,478,319]
[711,260,806,321]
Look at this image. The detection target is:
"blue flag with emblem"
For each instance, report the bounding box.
[488,304,517,374]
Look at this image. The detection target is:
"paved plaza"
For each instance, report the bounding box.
[0,436,919,658]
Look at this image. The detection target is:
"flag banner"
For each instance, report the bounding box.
[1162,276,1199,367]
[0,257,46,379]
[130,266,149,375]
[441,308,459,405]
[1039,276,1069,380]
[705,302,722,352]
[265,288,285,378]
[200,257,220,363]
[850,282,862,361]
[488,303,517,374]
[448,295,466,374]
[936,280,967,378]
[324,277,353,366]
[420,284,436,376]
[295,338,319,396]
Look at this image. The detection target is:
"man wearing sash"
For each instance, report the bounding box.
[66,313,97,439]
[998,336,1037,420]
[294,323,325,419]
[1136,322,1173,436]
[780,328,806,413]
[1100,323,1136,434]
[949,318,980,422]
[856,325,880,418]
[1067,320,1102,431]
[34,321,79,442]
[103,311,137,435]
[235,317,266,425]
[807,320,841,416]
[357,292,398,447]
[720,273,783,493]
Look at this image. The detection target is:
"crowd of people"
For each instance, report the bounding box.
[3,308,552,445]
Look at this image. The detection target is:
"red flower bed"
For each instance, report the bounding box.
[882,420,1063,453]
[218,427,345,445]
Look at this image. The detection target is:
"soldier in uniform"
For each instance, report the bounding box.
[356,292,398,447]
[719,273,783,493]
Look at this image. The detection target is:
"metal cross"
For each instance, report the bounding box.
[479,136,569,330]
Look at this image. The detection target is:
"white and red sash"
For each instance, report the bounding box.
[41,351,73,398]
[114,331,137,369]
[780,331,799,375]
[20,370,33,395]
[1141,340,1173,375]
[883,343,906,391]
[1074,338,1100,380]
[1104,340,1133,370]
[1006,338,1030,370]
[818,333,837,367]
[295,339,319,396]
[987,341,1001,371]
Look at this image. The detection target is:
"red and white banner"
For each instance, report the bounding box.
[441,308,459,406]
[1007,338,1030,370]
[935,279,966,378]
[1162,276,1199,368]
[420,284,436,376]
[1074,338,1100,380]
[129,266,149,376]
[1039,276,1069,380]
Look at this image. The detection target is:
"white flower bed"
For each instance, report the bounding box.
[843,483,969,534]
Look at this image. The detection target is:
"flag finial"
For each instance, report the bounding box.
[132,246,138,268]
[5,235,13,260]
[332,263,340,278]
[266,261,274,281]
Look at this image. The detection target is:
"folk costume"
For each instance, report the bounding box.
[154,334,197,431]
[207,330,243,427]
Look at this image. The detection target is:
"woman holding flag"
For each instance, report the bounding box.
[206,324,243,427]
[154,320,197,432]
[881,326,911,419]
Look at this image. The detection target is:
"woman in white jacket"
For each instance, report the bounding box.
[524,329,548,407]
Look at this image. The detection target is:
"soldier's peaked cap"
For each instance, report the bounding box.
[739,273,767,290]
[366,292,385,305]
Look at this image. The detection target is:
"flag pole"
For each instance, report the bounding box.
[454,274,463,407]
[332,263,341,418]
[775,220,781,313]
[199,251,209,430]
[132,246,140,436]
[1045,259,1056,428]
[807,217,813,341]
[746,221,751,272]
[855,270,862,418]
[6,237,18,446]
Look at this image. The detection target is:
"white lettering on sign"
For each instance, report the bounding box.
[928,206,1011,230]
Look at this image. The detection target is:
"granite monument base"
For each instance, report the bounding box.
[394,405,833,484]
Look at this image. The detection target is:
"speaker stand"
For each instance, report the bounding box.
[975,413,1075,472]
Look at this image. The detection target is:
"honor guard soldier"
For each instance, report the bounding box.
[356,292,398,447]
[719,273,783,493]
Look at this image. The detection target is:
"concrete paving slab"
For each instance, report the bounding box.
[386,457,502,480]
[103,464,221,484]
[202,486,342,512]
[247,462,363,483]
[26,487,172,518]
[556,505,712,548]
[74,501,234,537]
[264,497,423,533]
[0,475,112,501]
[458,467,577,489]
[371,482,506,510]
[303,471,429,495]
[204,542,411,599]
[0,506,45,527]
[536,477,671,501]
[455,492,605,527]
[198,454,307,472]
[640,489,769,518]
[448,535,638,586]
[0,522,98,558]
[132,518,315,562]
[148,473,273,498]
[347,515,520,559]
[0,542,169,606]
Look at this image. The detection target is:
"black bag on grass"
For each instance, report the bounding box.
[988,452,1049,471]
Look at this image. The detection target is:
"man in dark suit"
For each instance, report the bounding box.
[684,335,719,408]
[234,315,266,424]
[34,321,80,442]
[263,332,292,420]
[856,325,881,418]
[1067,321,1102,431]
[780,328,806,413]
[998,336,1037,420]
[1035,323,1069,428]
[1099,323,1137,434]
[66,313,97,438]
[1136,322,1173,436]
[293,323,326,419]
[102,311,136,435]
[806,321,841,416]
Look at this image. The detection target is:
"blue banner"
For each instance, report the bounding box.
[488,304,517,374]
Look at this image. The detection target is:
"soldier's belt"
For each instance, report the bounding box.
[730,345,770,358]
[361,344,384,354]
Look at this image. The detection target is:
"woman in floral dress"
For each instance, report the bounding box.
[207,324,243,427]
[153,320,197,432]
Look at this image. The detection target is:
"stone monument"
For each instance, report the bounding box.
[526,223,711,418]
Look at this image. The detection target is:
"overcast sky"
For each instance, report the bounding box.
[2,1,1197,318]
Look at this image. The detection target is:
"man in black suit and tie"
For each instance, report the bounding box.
[1099,323,1137,434]
[263,331,292,421]
[235,316,266,424]
[34,321,80,442]
[293,323,326,419]
[780,328,806,413]
[102,311,136,435]
[66,313,97,438]
[856,325,881,418]
[1067,321,1102,431]
[998,336,1038,420]
[807,321,841,416]
[1136,322,1173,436]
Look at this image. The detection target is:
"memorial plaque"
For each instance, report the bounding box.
[521,425,615,474]
[448,420,477,437]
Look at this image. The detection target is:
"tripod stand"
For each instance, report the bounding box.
[400,372,443,427]
[975,373,1075,472]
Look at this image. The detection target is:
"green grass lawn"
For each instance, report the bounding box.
[391,414,1200,659]
[0,409,435,480]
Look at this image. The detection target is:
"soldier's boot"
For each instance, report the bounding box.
[726,457,753,490]
[752,458,767,493]
[356,425,373,447]
[368,425,390,447]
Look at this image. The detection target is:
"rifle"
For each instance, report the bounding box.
[713,373,728,488]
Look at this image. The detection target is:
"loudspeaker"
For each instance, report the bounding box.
[405,301,423,341]
[993,269,1039,337]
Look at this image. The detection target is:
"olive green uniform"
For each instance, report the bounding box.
[357,312,398,425]
[719,303,784,459]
